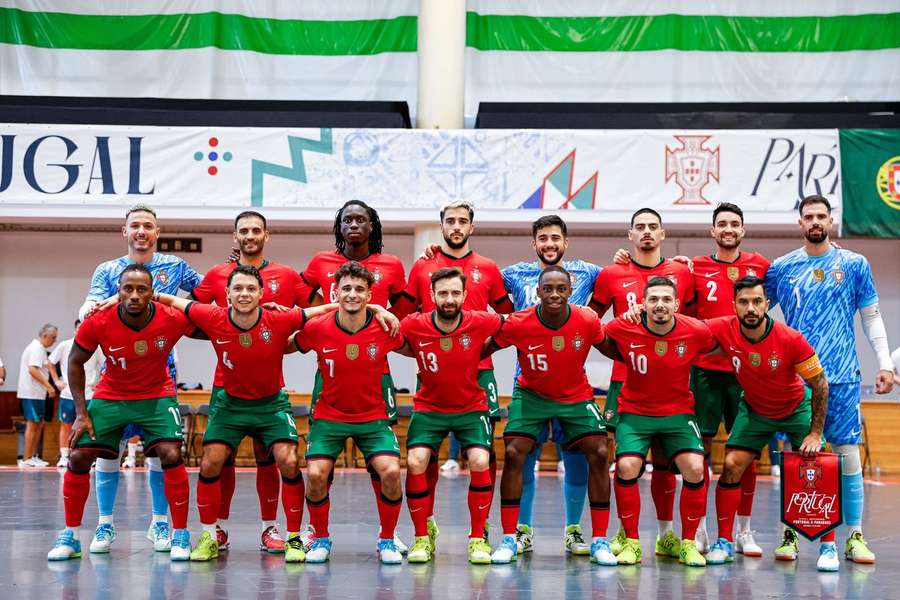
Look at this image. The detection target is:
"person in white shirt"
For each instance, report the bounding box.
[48,320,102,468]
[0,356,6,386]
[17,324,59,467]
[892,347,900,387]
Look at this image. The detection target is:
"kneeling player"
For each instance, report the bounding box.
[154,265,349,563]
[292,262,405,564]
[397,267,502,564]
[485,266,616,565]
[705,277,831,569]
[48,265,195,561]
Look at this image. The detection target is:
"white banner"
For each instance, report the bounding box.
[0,125,841,226]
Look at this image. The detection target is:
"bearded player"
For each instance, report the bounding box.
[190,211,311,553]
[397,267,504,564]
[79,204,202,554]
[292,262,406,565]
[48,264,196,561]
[485,266,617,566]
[393,201,513,549]
[765,195,894,566]
[701,277,833,569]
[590,208,694,559]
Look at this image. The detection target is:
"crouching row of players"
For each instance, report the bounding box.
[49,260,833,570]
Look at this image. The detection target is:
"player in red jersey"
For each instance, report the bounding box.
[590,208,695,558]
[396,267,504,564]
[687,203,770,555]
[292,262,406,565]
[48,264,197,562]
[392,201,514,547]
[299,200,408,551]
[191,211,312,553]
[484,266,619,566]
[602,276,717,567]
[702,277,831,569]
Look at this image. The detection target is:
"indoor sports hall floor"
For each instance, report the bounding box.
[2,468,896,599]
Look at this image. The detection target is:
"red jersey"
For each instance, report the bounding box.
[399,249,509,370]
[302,251,406,307]
[691,252,770,371]
[591,258,695,382]
[75,303,195,400]
[707,316,822,419]
[604,315,716,417]
[493,306,603,403]
[296,310,404,423]
[191,260,311,387]
[185,303,305,399]
[400,310,503,413]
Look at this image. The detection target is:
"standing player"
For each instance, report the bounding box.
[590,208,694,559]
[398,267,504,564]
[47,265,194,561]
[603,277,716,567]
[686,203,769,555]
[702,277,832,569]
[16,324,58,467]
[48,320,102,468]
[486,266,616,566]
[293,262,406,565]
[393,201,513,547]
[153,266,356,562]
[765,195,894,566]
[190,211,311,553]
[79,204,202,553]
[501,215,600,555]
[300,200,407,551]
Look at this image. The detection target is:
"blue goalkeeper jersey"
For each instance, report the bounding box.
[501,259,601,310]
[87,253,201,301]
[765,246,878,384]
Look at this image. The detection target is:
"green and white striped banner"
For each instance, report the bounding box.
[2,1,898,120]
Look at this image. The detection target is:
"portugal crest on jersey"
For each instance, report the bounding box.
[346,344,359,360]
[655,341,668,356]
[367,342,379,360]
[471,266,482,283]
[372,267,383,283]
[749,352,761,367]
[552,336,565,352]
[675,341,687,358]
[268,279,280,294]
[154,336,167,351]
[239,333,253,347]
[727,267,740,281]
[260,327,272,344]
[572,334,584,350]
[833,271,844,285]
[440,337,453,352]
[134,340,148,355]
[156,271,169,286]
[460,334,471,350]
[768,353,780,370]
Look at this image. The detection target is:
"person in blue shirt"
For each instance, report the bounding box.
[500,215,602,556]
[78,205,202,555]
[765,195,894,570]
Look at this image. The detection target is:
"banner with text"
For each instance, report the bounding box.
[0,125,842,226]
[781,451,844,541]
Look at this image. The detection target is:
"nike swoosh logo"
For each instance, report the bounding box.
[108,346,124,352]
[322,348,336,354]
[327,272,336,277]
[629,344,644,349]
[528,344,543,351]
[622,282,638,288]
[267,499,278,503]
[215,339,231,345]
[620,513,633,520]
[410,507,423,513]
[478,504,491,510]
[704,272,719,278]
[729,346,742,354]
[850,430,860,437]
[289,508,302,513]
[418,341,433,347]
[175,500,187,506]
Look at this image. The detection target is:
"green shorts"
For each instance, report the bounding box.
[207,385,224,416]
[691,366,743,437]
[311,370,397,423]
[603,381,623,432]
[306,418,400,462]
[726,389,813,456]
[407,410,493,454]
[614,412,705,465]
[76,396,183,458]
[203,389,298,452]
[504,386,605,449]
[478,370,501,420]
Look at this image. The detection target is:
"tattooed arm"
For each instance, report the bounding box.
[798,371,829,457]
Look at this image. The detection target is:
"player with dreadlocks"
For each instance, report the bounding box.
[299,199,408,553]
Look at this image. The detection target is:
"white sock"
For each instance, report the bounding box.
[658,520,674,537]
[127,443,138,460]
[98,515,114,525]
[736,516,752,533]
[218,518,228,531]
[848,525,863,536]
[60,447,70,458]
[65,526,81,538]
[696,519,708,535]
[202,523,217,536]
[262,520,275,532]
[152,514,168,524]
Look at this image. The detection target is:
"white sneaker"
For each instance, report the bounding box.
[29,456,49,467]
[770,464,781,480]
[376,538,403,564]
[557,460,565,474]
[694,526,710,554]
[146,521,171,551]
[56,456,68,468]
[817,542,840,572]
[440,459,460,472]
[121,456,136,469]
[393,533,409,555]
[17,459,26,468]
[491,535,518,564]
[735,530,763,557]
[305,537,332,563]
[299,524,317,552]
[89,523,116,553]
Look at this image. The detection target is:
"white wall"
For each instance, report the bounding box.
[2,229,898,399]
